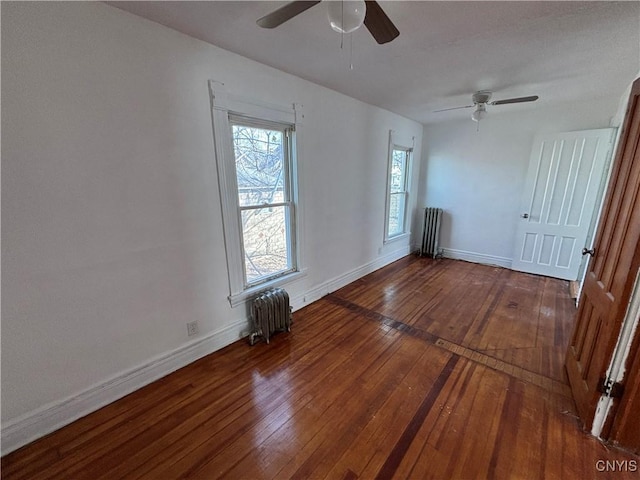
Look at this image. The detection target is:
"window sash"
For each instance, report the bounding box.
[390,151,408,193]
[230,118,293,207]
[240,204,295,287]
[229,116,297,288]
[239,201,290,211]
[386,146,411,241]
[388,191,408,237]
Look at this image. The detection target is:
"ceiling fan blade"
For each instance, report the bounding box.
[257,1,321,29]
[490,95,539,106]
[433,104,475,113]
[363,1,399,44]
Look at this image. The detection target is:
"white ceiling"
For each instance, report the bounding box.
[109,1,640,125]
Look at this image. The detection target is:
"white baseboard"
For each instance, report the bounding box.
[290,246,411,310]
[1,318,248,455]
[442,248,512,269]
[1,246,411,455]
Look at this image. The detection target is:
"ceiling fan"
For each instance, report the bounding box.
[435,91,539,122]
[257,1,400,45]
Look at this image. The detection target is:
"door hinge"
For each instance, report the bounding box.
[598,377,625,398]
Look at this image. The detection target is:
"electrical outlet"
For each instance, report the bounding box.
[186,321,199,337]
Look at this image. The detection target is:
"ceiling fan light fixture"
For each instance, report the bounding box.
[471,104,487,122]
[327,0,366,34]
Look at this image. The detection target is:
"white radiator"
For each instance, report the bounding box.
[421,207,443,258]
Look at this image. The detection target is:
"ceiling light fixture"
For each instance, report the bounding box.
[471,104,487,122]
[471,104,487,132]
[327,0,366,34]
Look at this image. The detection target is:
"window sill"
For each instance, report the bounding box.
[384,232,411,245]
[228,269,307,308]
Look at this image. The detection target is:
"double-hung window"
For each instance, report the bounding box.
[230,116,296,286]
[385,146,411,240]
[209,81,304,306]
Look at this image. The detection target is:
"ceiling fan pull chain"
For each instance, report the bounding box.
[340,1,344,49]
[350,33,354,70]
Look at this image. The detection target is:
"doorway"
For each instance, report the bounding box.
[511,129,615,280]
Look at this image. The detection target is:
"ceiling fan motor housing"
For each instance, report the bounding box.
[472,91,492,105]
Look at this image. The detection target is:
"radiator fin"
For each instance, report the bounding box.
[421,207,443,258]
[249,288,292,345]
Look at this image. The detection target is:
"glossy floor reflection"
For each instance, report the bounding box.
[3,256,638,479]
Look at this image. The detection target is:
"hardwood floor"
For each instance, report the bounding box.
[3,256,638,479]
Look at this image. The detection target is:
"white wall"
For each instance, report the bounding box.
[417,97,622,266]
[1,2,422,452]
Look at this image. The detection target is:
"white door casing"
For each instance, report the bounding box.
[511,129,615,280]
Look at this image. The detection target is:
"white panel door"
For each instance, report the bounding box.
[511,129,614,280]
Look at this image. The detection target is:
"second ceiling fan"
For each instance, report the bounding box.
[257,1,400,45]
[435,91,540,122]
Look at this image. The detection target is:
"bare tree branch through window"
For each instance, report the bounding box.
[231,123,294,284]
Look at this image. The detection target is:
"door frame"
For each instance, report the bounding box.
[591,271,640,439]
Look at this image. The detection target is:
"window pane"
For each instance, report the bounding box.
[232,125,285,207]
[241,206,291,284]
[390,150,406,193]
[388,192,405,237]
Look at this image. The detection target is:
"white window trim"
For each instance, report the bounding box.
[384,130,414,244]
[208,80,306,307]
[385,232,411,244]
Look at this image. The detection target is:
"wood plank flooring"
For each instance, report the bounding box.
[3,256,638,479]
